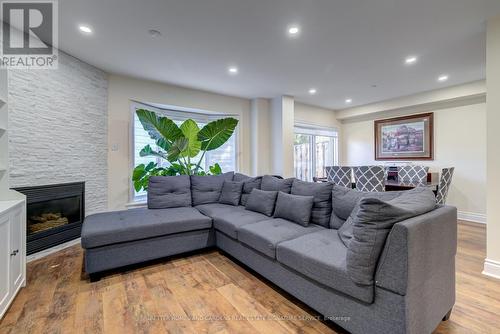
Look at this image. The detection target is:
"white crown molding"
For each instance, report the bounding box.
[458,211,486,224]
[483,259,500,280]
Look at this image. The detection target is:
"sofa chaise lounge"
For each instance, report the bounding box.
[81,172,457,334]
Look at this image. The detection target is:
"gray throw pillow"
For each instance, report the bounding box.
[234,173,262,206]
[245,189,278,216]
[261,175,294,193]
[274,192,314,226]
[190,172,234,206]
[346,187,437,286]
[330,185,401,229]
[147,175,192,209]
[291,179,333,227]
[219,181,244,206]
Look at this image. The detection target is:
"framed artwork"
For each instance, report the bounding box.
[374,112,434,160]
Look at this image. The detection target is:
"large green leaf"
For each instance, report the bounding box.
[167,138,189,162]
[198,117,238,151]
[180,119,202,158]
[139,144,167,159]
[136,109,182,145]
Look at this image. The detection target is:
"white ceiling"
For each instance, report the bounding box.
[58,0,500,110]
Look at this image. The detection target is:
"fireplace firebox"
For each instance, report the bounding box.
[13,182,85,255]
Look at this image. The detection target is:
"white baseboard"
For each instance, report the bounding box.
[483,259,500,280]
[458,211,486,224]
[27,238,81,263]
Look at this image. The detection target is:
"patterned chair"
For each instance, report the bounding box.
[325,166,352,188]
[436,167,455,205]
[353,166,385,192]
[398,165,429,183]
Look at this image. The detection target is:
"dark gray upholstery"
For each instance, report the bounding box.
[347,187,437,286]
[261,175,294,193]
[237,218,323,258]
[190,172,234,205]
[213,209,270,239]
[245,189,278,216]
[233,173,262,206]
[195,203,245,217]
[81,207,212,248]
[218,181,243,206]
[273,192,314,226]
[291,179,333,227]
[147,175,191,209]
[276,230,374,303]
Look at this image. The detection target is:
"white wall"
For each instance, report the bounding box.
[8,52,109,214]
[107,74,251,209]
[341,102,487,219]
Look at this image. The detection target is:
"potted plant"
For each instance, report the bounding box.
[132,109,239,192]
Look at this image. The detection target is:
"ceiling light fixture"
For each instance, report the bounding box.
[437,74,449,82]
[78,25,92,34]
[308,88,317,95]
[345,98,353,104]
[148,29,162,38]
[288,25,300,36]
[405,56,418,65]
[228,66,238,75]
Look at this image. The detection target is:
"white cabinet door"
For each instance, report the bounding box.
[10,206,23,292]
[0,214,10,316]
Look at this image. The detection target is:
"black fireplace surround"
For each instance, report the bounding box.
[13,182,85,255]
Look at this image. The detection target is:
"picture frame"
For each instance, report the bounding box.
[374,112,434,160]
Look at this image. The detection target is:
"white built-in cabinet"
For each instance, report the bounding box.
[0,200,26,319]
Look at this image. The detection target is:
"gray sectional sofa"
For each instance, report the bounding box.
[81,172,457,334]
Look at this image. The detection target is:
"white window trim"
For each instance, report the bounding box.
[129,101,240,203]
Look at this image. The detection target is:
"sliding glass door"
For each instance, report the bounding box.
[294,126,338,181]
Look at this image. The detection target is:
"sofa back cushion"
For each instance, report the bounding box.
[219,181,244,206]
[147,175,192,209]
[346,187,437,286]
[191,172,234,206]
[330,185,400,229]
[245,189,278,216]
[274,192,314,226]
[291,179,333,227]
[261,175,294,193]
[234,173,262,206]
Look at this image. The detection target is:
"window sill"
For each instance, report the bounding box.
[125,200,147,209]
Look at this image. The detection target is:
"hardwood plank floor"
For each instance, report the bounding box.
[1,221,500,333]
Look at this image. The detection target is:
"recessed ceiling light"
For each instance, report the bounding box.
[148,29,161,38]
[405,56,418,65]
[288,25,300,36]
[78,25,92,34]
[308,88,317,95]
[228,66,238,75]
[345,98,353,104]
[437,74,449,82]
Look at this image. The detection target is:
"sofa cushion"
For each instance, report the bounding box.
[213,209,270,239]
[234,173,262,206]
[147,175,191,209]
[237,218,323,258]
[291,179,333,227]
[195,203,245,217]
[276,230,374,303]
[219,181,243,206]
[245,189,278,216]
[191,172,234,206]
[347,187,437,286]
[261,175,294,193]
[274,192,314,226]
[81,207,212,249]
[330,185,401,229]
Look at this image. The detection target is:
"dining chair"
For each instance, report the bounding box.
[436,167,455,205]
[325,166,352,188]
[353,166,385,192]
[398,165,429,183]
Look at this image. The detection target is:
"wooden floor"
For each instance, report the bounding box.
[1,221,500,334]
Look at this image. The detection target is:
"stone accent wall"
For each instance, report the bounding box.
[8,51,108,214]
